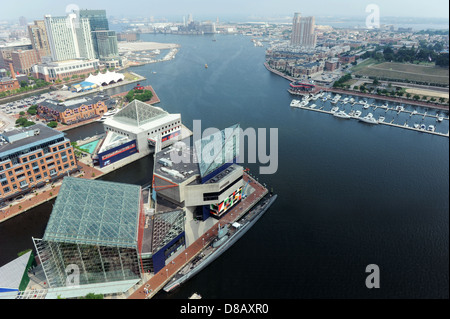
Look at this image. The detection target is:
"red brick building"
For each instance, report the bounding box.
[11,49,41,74]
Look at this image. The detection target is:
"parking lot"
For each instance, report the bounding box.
[0,92,60,130]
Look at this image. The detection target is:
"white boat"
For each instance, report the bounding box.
[420,124,426,130]
[396,106,405,112]
[334,111,351,119]
[437,114,444,122]
[353,110,362,118]
[103,109,119,117]
[290,100,301,107]
[381,103,389,109]
[414,124,420,129]
[331,107,339,114]
[378,116,386,123]
[363,103,370,109]
[310,104,317,109]
[349,98,355,103]
[428,125,436,132]
[342,98,349,104]
[359,113,378,125]
[411,110,418,115]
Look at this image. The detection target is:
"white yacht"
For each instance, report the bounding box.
[381,102,389,109]
[428,125,436,132]
[396,106,405,112]
[342,98,349,104]
[331,106,340,114]
[420,124,427,130]
[437,114,444,122]
[290,100,301,107]
[363,102,370,109]
[359,113,379,125]
[378,116,386,123]
[334,110,351,119]
[414,124,420,129]
[352,110,362,118]
[310,104,317,109]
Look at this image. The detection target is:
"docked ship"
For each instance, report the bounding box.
[163,194,278,293]
[359,113,379,125]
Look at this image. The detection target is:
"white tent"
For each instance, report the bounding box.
[85,71,125,87]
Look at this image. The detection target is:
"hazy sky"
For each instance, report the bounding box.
[2,0,449,21]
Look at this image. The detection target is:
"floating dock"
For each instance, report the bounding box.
[291,99,449,138]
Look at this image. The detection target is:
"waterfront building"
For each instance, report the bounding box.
[91,30,119,59]
[32,178,144,290]
[291,13,317,48]
[79,10,119,62]
[32,59,99,82]
[37,95,111,125]
[97,100,184,168]
[31,177,185,297]
[44,14,95,61]
[153,124,244,221]
[0,124,78,204]
[117,33,140,42]
[28,20,51,59]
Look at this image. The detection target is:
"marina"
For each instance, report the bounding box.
[290,92,450,138]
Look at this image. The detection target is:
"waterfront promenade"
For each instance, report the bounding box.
[128,173,269,299]
[0,162,104,223]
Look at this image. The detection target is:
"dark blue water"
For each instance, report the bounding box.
[0,34,448,299]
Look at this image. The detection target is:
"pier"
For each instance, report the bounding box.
[290,99,449,138]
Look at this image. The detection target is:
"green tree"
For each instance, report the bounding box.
[47,121,58,128]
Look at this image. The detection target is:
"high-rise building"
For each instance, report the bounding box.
[28,20,51,58]
[91,30,119,59]
[44,14,95,61]
[291,13,317,48]
[78,10,119,60]
[79,9,109,31]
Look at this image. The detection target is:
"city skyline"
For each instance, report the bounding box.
[1,0,449,21]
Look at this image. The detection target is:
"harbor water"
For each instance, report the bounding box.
[0,34,448,299]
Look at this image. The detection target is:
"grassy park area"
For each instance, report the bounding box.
[353,61,449,85]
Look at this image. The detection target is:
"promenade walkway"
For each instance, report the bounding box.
[0,162,104,223]
[128,173,268,299]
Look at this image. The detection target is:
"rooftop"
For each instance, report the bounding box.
[0,124,64,155]
[38,95,113,113]
[43,177,142,248]
[112,100,169,127]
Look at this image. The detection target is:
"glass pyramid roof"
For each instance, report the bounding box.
[194,124,240,178]
[113,100,168,127]
[43,177,142,248]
